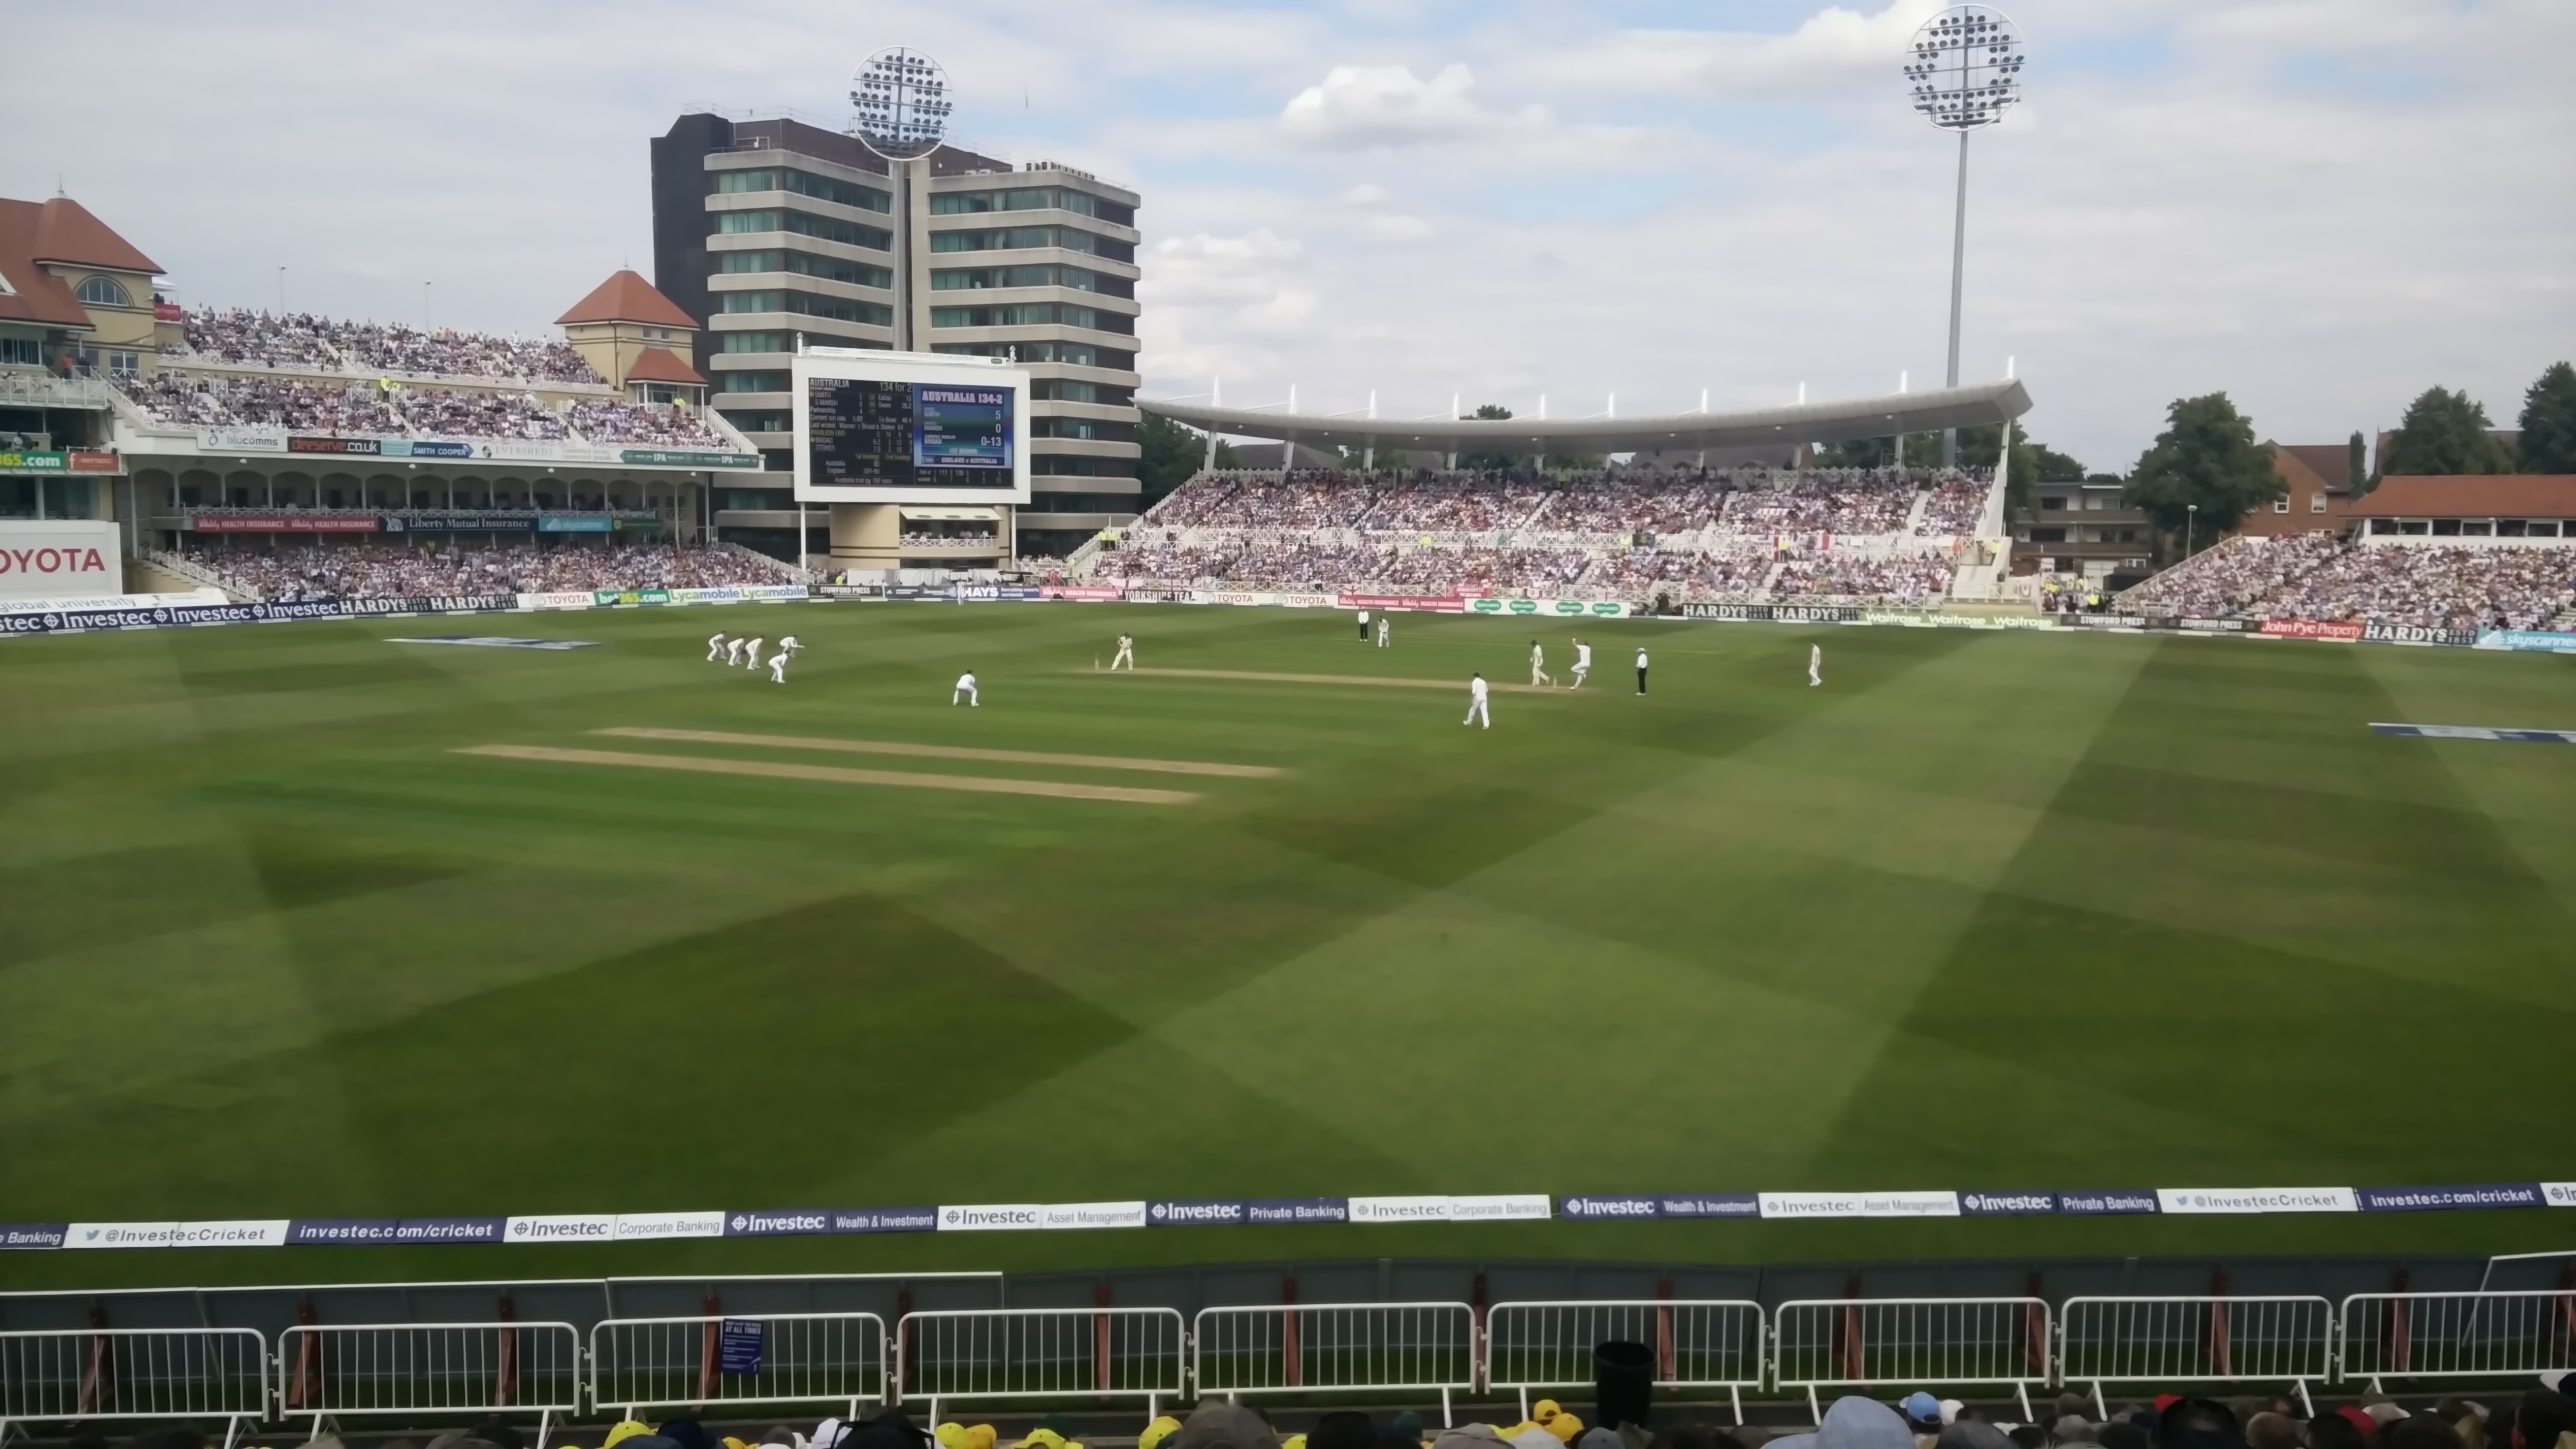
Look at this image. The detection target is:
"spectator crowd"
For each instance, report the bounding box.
[120,373,727,447]
[170,308,601,383]
[2117,535,2576,633]
[172,541,798,601]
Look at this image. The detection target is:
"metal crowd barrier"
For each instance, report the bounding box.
[274,1321,582,1445]
[2338,1291,2576,1386]
[2058,1297,2333,1417]
[590,1313,889,1420]
[1193,1303,1478,1425]
[895,1308,1186,1425]
[1773,1298,2052,1422]
[0,1327,269,1449]
[1484,1300,1767,1423]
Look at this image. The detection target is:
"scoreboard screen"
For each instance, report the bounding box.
[806,378,1016,490]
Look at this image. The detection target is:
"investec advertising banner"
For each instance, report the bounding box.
[0,521,120,603]
[0,595,514,638]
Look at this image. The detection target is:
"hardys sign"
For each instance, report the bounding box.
[0,522,120,603]
[1682,603,1860,623]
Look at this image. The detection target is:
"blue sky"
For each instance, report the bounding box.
[4,0,2569,469]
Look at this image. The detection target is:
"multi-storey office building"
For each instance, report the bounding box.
[651,114,1142,564]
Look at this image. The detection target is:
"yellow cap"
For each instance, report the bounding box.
[1546,1415,1584,1443]
[1534,1403,1562,1423]
[605,1423,653,1449]
[1017,1432,1064,1449]
[937,1427,970,1449]
[1282,1437,1307,1449]
[968,1428,998,1449]
[1140,1418,1183,1449]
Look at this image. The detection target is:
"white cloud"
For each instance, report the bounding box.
[1520,0,1944,100]
[1278,64,1543,149]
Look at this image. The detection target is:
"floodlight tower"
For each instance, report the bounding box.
[850,46,953,351]
[1904,5,2024,467]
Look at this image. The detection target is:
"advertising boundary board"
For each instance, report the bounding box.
[7,1178,2569,1250]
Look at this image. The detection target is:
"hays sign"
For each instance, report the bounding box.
[0,522,120,603]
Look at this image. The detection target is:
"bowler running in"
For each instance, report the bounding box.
[953,670,980,706]
[1464,672,1491,728]
[1110,633,1135,671]
[1571,638,1591,688]
[1530,640,1554,688]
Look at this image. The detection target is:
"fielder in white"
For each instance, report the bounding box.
[741,638,764,670]
[1809,642,1823,688]
[778,635,803,660]
[1110,633,1135,671]
[1463,672,1491,729]
[1571,638,1591,688]
[767,649,789,685]
[953,670,979,706]
[1375,615,1390,648]
[706,631,728,662]
[723,637,747,666]
[1530,640,1554,688]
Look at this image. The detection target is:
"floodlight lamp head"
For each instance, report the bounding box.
[1905,4,2025,132]
[850,46,952,161]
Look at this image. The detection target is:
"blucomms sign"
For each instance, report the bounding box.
[0,521,120,604]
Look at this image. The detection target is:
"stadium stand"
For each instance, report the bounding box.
[117,371,724,447]
[168,540,803,601]
[2116,535,2576,632]
[1091,464,1996,605]
[168,306,601,383]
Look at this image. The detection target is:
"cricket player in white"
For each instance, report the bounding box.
[1375,615,1390,648]
[1463,672,1491,728]
[1530,640,1554,688]
[767,649,789,685]
[1571,638,1591,688]
[1808,642,1823,687]
[706,631,728,662]
[723,636,747,666]
[742,638,764,670]
[778,635,803,660]
[1356,608,1371,641]
[1110,633,1135,671]
[953,670,979,706]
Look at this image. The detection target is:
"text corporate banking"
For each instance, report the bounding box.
[5,1183,2572,1251]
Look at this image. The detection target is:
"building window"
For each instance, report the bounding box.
[1033,379,1098,403]
[721,371,790,393]
[2039,497,2066,510]
[1033,416,1098,439]
[721,331,791,353]
[77,276,132,307]
[2273,498,2290,513]
[0,336,39,366]
[2309,491,2327,513]
[718,410,793,434]
[107,349,139,376]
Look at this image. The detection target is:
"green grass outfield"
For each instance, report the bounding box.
[2,602,2573,1290]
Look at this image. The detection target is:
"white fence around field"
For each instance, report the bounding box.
[2057,1297,2333,1416]
[0,1328,269,1444]
[1193,1303,1478,1423]
[589,1313,889,1418]
[1773,1298,2052,1421]
[274,1322,581,1436]
[2338,1291,2576,1385]
[895,1309,1186,1420]
[1484,1300,1767,1422]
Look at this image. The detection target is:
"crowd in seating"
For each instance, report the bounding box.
[1774,552,1956,603]
[119,373,728,446]
[1147,472,1385,530]
[567,399,729,449]
[2116,534,2576,632]
[170,307,601,383]
[171,541,794,601]
[1719,469,1916,535]
[1914,472,1990,536]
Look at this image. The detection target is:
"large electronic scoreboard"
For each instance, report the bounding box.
[793,349,1032,504]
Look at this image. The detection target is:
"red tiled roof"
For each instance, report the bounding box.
[557,269,697,328]
[2273,443,2353,495]
[0,200,99,328]
[624,346,706,386]
[27,197,161,274]
[2348,475,2576,519]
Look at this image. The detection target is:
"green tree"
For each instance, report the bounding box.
[1136,412,1238,505]
[1457,402,1523,471]
[2122,393,2281,546]
[2348,430,2372,497]
[2515,361,2576,474]
[2382,386,2514,475]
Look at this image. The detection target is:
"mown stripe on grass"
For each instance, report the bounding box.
[456,744,1199,804]
[1093,666,1563,694]
[595,726,1286,778]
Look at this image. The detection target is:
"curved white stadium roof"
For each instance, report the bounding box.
[1139,379,2032,456]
